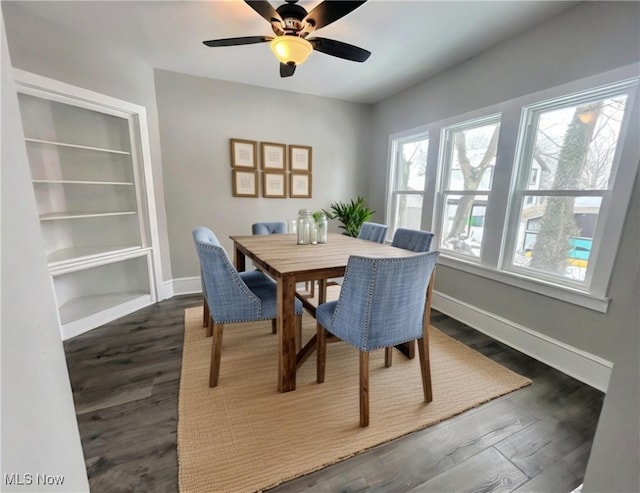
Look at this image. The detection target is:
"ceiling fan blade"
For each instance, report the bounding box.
[245,0,283,24]
[308,37,371,62]
[303,1,367,30]
[203,36,272,47]
[280,63,296,78]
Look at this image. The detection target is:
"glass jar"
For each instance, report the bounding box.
[288,219,297,235]
[297,209,313,245]
[316,212,328,244]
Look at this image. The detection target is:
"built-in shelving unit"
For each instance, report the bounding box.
[15,70,163,339]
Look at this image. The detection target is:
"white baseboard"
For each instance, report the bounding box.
[166,276,202,297]
[160,280,174,300]
[432,291,612,392]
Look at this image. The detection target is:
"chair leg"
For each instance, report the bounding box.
[209,323,224,387]
[360,351,369,427]
[417,336,432,403]
[296,314,303,352]
[302,280,316,298]
[317,323,327,383]
[203,297,210,328]
[206,317,213,337]
[271,318,277,334]
[406,339,416,359]
[384,347,393,368]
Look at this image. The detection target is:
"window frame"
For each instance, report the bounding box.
[384,64,639,313]
[502,78,639,296]
[385,127,430,239]
[434,113,502,262]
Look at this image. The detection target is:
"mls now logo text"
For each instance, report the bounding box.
[4,473,65,486]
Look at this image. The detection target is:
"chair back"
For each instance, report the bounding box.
[252,222,287,235]
[391,228,435,252]
[330,251,439,351]
[193,227,263,323]
[357,222,388,243]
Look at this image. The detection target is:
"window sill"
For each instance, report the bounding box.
[438,255,610,313]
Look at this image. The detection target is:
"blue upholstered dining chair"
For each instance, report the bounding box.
[357,222,388,244]
[316,251,439,427]
[387,227,437,362]
[391,227,435,252]
[323,222,388,293]
[251,222,288,235]
[200,268,210,328]
[193,226,303,387]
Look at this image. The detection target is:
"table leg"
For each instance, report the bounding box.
[233,244,246,272]
[277,274,298,392]
[319,279,328,305]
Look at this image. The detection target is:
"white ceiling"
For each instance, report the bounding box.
[10,0,577,103]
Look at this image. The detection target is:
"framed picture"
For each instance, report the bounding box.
[232,169,258,197]
[289,145,312,172]
[289,172,312,198]
[262,171,287,198]
[260,142,286,170]
[230,139,257,169]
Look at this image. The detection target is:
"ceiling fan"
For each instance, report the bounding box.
[202,0,371,78]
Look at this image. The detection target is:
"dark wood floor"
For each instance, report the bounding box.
[64,294,604,493]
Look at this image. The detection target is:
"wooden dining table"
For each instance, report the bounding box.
[230,232,430,392]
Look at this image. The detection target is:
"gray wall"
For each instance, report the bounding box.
[368,3,640,491]
[2,0,173,284]
[583,269,640,492]
[154,69,372,278]
[369,1,640,362]
[1,15,88,492]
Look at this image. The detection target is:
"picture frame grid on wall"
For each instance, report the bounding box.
[232,169,259,197]
[260,142,287,170]
[289,144,312,172]
[289,171,312,198]
[230,138,257,169]
[262,170,287,198]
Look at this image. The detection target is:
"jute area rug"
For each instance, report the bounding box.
[178,306,531,493]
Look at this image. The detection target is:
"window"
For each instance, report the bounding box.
[505,82,635,288]
[387,131,428,238]
[436,115,501,259]
[386,67,639,311]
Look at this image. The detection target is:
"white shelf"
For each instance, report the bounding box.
[60,292,153,340]
[33,179,134,186]
[59,291,150,326]
[40,211,137,221]
[17,75,160,340]
[48,245,143,265]
[25,137,131,155]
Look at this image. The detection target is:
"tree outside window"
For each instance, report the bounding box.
[438,116,500,258]
[510,90,630,283]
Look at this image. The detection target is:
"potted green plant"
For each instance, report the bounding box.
[324,196,375,237]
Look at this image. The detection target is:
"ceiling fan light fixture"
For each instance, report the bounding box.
[270,36,313,65]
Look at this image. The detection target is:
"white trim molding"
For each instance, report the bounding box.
[432,290,613,392]
[167,276,202,298]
